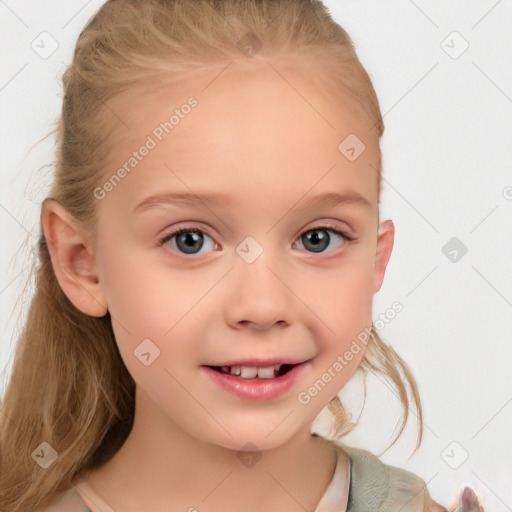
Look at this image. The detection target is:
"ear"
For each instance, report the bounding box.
[372,219,395,294]
[40,198,108,317]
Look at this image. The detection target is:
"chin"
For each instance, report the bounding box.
[214,433,290,453]
[197,418,307,453]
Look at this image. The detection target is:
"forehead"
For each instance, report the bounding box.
[100,57,380,215]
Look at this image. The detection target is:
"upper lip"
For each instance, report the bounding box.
[204,358,309,367]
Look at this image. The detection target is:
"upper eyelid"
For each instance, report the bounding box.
[162,221,351,236]
[159,222,353,246]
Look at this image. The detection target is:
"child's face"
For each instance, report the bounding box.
[89,58,393,450]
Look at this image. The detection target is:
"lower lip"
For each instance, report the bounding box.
[202,363,309,401]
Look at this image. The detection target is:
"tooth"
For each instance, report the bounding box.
[230,366,241,376]
[240,366,258,379]
[256,366,275,379]
[221,366,230,373]
[274,364,282,372]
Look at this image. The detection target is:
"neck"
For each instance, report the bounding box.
[85,386,340,512]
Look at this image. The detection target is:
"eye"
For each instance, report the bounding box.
[292,224,354,254]
[156,223,354,257]
[156,227,216,256]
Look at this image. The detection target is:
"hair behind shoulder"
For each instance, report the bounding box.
[0,1,421,511]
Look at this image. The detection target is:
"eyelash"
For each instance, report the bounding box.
[155,223,355,257]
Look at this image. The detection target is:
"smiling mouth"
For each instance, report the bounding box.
[207,363,297,379]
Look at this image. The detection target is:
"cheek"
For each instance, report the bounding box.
[308,257,375,333]
[96,242,207,372]
[305,259,375,385]
[97,235,169,326]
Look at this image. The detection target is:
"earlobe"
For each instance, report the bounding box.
[40,198,108,317]
[373,219,395,294]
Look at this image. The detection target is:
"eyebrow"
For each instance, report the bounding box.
[133,190,372,214]
[134,191,231,213]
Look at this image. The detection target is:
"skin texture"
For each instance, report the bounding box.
[41,58,395,512]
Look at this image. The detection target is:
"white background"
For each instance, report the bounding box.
[1,0,511,509]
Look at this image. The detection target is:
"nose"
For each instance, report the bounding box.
[223,247,293,332]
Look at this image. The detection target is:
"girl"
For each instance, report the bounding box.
[0,1,485,511]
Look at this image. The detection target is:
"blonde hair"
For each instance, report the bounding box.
[0,1,422,510]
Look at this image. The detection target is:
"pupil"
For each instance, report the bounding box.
[177,230,203,254]
[303,230,329,253]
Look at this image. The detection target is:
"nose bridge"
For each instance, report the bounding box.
[225,236,293,328]
[237,235,285,296]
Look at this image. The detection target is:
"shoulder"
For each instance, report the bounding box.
[36,486,91,512]
[335,442,449,512]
